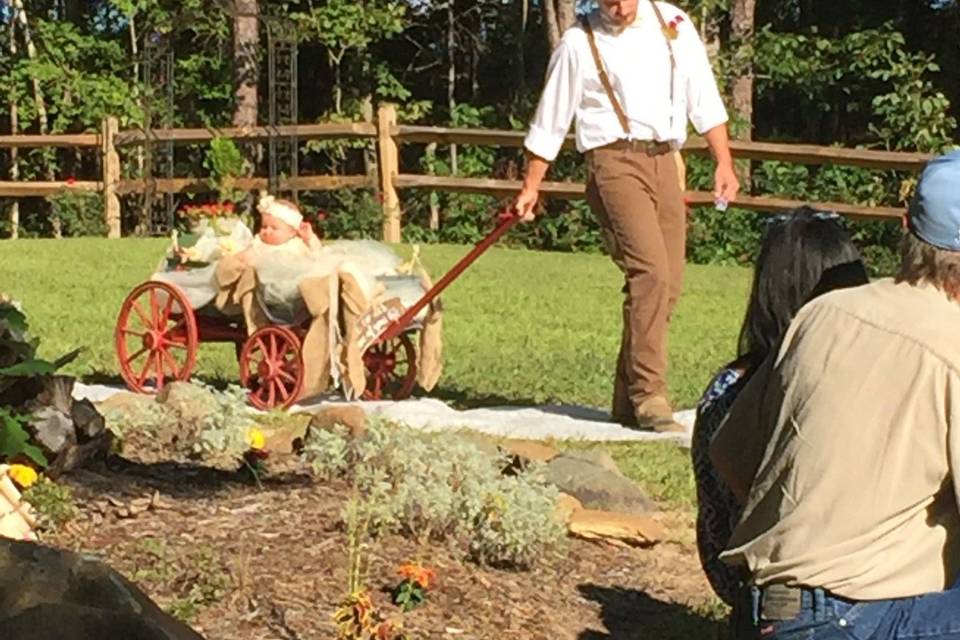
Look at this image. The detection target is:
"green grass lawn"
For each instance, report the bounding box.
[0,237,750,411]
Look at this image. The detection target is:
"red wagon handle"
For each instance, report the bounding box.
[376,211,521,344]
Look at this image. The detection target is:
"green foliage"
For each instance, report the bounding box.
[130,538,230,623]
[0,408,48,468]
[22,478,76,529]
[302,420,567,569]
[193,383,258,457]
[203,138,248,204]
[754,25,956,153]
[46,191,108,238]
[0,296,80,399]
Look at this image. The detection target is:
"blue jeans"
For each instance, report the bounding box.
[746,583,960,640]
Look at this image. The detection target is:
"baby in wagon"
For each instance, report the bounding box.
[237,193,321,264]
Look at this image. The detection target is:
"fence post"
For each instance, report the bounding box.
[377,103,401,243]
[101,116,121,239]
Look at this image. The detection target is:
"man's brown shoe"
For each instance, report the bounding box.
[634,395,687,434]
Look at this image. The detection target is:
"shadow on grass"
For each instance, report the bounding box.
[81,370,238,392]
[577,584,721,640]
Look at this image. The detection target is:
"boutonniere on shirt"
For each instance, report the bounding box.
[663,14,684,40]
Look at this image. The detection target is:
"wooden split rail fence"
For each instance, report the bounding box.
[0,103,934,241]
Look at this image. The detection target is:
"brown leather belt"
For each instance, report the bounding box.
[596,139,674,156]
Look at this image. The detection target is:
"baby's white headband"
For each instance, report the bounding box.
[257,193,302,228]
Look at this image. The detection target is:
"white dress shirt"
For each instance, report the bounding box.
[524,2,728,161]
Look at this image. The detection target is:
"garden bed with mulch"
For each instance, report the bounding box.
[43,449,722,640]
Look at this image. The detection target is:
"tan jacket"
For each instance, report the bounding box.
[711,278,960,600]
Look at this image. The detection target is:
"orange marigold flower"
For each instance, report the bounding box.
[397,563,437,589]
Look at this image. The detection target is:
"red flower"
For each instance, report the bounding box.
[65,177,77,186]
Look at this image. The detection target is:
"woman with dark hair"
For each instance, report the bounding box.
[691,207,869,613]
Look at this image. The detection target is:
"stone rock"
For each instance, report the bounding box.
[155,382,219,423]
[96,391,156,417]
[447,433,505,459]
[260,415,311,454]
[563,448,624,478]
[70,399,105,443]
[554,493,583,524]
[27,407,76,456]
[0,539,205,639]
[568,509,665,547]
[499,440,560,464]
[28,376,74,414]
[544,455,656,516]
[307,406,368,439]
[46,432,113,480]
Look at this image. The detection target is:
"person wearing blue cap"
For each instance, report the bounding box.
[709,150,960,639]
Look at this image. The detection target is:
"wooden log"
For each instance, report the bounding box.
[684,138,932,172]
[101,117,121,239]
[115,174,371,196]
[378,104,402,243]
[113,122,377,147]
[392,126,932,171]
[393,174,904,221]
[0,181,101,197]
[392,125,576,150]
[0,133,99,148]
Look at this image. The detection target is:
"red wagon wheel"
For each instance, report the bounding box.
[115,281,198,394]
[362,333,418,401]
[239,326,304,410]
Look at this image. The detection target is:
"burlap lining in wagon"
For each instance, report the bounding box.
[212,254,443,403]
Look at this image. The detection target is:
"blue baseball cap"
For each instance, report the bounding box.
[908,150,960,252]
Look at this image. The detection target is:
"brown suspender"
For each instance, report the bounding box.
[649,1,678,126]
[580,14,632,136]
[579,2,678,136]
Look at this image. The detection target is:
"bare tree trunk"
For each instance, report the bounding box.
[233,0,259,185]
[426,142,440,231]
[730,0,756,140]
[544,0,575,51]
[517,0,528,93]
[233,0,259,129]
[7,8,19,239]
[447,0,458,175]
[129,12,145,189]
[362,96,376,184]
[12,0,58,237]
[730,0,755,191]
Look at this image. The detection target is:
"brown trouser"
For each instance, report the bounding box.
[585,146,686,418]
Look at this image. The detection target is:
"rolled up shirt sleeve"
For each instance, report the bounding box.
[524,38,583,162]
[681,18,728,135]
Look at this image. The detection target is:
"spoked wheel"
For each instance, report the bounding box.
[115,281,198,394]
[239,326,304,410]
[362,333,418,401]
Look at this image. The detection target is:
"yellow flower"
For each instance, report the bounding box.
[8,464,38,489]
[247,428,266,451]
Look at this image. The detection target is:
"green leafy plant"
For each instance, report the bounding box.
[391,563,436,612]
[203,137,248,205]
[0,408,48,468]
[0,298,80,385]
[46,191,108,238]
[302,419,567,569]
[22,478,76,529]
